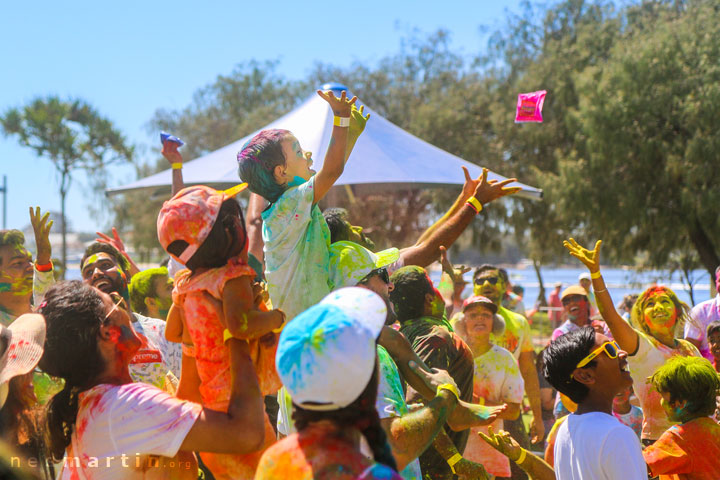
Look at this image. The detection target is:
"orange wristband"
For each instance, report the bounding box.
[35,261,53,272]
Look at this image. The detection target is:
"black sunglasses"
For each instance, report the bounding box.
[361,267,390,285]
[474,276,499,286]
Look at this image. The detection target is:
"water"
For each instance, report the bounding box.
[431,266,715,308]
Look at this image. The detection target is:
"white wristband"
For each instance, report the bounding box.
[333,116,350,127]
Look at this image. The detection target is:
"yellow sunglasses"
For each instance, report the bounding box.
[575,340,621,370]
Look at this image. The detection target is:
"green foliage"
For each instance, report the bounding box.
[546,0,720,278]
[1,96,133,270]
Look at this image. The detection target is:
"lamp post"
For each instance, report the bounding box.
[0,175,6,229]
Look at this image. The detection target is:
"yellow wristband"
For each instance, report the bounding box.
[467,196,483,213]
[333,116,350,127]
[171,163,183,170]
[447,452,463,473]
[516,448,527,465]
[223,329,233,343]
[437,383,460,402]
[591,270,602,279]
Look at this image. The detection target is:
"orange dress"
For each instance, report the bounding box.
[173,256,281,480]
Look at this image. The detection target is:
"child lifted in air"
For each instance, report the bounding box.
[157,184,286,480]
[237,89,368,320]
[643,356,720,479]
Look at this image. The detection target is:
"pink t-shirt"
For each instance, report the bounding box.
[173,256,280,479]
[61,383,201,480]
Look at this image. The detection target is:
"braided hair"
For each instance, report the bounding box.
[292,364,397,472]
[38,281,107,461]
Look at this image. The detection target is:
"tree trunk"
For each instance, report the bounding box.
[59,170,69,280]
[533,258,547,307]
[686,217,719,298]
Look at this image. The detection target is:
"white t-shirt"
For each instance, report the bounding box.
[628,329,699,440]
[130,313,181,389]
[262,175,332,321]
[61,383,202,480]
[554,412,646,480]
[463,344,524,477]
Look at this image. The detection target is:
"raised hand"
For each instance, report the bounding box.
[472,168,522,206]
[348,104,370,138]
[162,140,183,166]
[563,238,602,272]
[317,89,357,117]
[29,207,53,265]
[478,427,523,462]
[95,227,141,277]
[460,166,481,201]
[439,245,470,282]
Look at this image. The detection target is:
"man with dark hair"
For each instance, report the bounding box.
[81,242,181,389]
[684,265,720,361]
[472,264,546,449]
[389,265,503,480]
[542,327,646,479]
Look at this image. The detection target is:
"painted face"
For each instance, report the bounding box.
[708,331,720,361]
[463,304,495,336]
[152,275,174,317]
[473,269,505,304]
[642,292,677,335]
[579,279,591,291]
[562,294,589,323]
[659,390,688,423]
[347,223,375,250]
[0,244,33,297]
[429,288,445,318]
[99,290,142,357]
[280,135,314,183]
[81,252,127,295]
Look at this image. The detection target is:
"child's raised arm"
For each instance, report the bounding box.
[222,276,286,340]
[313,90,357,204]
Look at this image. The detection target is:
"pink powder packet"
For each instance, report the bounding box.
[515,90,547,123]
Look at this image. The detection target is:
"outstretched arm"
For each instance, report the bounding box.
[162,140,185,197]
[479,428,555,480]
[415,167,482,245]
[563,238,638,353]
[313,90,358,204]
[400,168,521,268]
[345,104,369,161]
[223,276,285,340]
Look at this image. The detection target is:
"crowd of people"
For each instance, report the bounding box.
[1,89,719,480]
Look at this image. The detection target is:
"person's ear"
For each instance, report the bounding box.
[273,164,287,185]
[670,398,688,410]
[98,322,114,343]
[145,297,156,311]
[424,292,434,307]
[571,367,596,386]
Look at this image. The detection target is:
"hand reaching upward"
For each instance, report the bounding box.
[563,238,602,273]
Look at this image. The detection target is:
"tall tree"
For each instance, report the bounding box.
[1,97,133,272]
[547,0,720,284]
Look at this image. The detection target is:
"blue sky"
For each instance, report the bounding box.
[1,0,523,233]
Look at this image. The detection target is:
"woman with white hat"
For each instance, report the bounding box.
[0,312,52,478]
[256,287,456,479]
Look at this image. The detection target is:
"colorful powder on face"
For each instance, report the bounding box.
[0,283,11,292]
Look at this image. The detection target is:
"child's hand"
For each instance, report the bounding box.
[317,89,357,118]
[349,104,370,138]
[478,427,523,462]
[162,141,183,166]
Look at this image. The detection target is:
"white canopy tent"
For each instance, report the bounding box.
[108,83,542,200]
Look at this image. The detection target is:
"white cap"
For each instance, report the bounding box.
[276,287,387,411]
[578,272,591,281]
